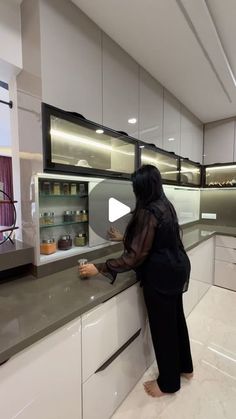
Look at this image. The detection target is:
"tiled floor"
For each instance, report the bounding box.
[112,286,236,419]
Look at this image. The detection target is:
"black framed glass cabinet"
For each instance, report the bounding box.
[42,103,138,179]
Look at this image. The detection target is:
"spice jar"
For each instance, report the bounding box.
[70,183,77,195]
[53,182,60,195]
[63,211,72,223]
[74,210,82,222]
[43,212,55,225]
[40,239,57,255]
[58,235,72,250]
[42,181,51,195]
[39,213,44,226]
[74,233,87,247]
[79,183,85,195]
[81,210,88,222]
[63,183,69,195]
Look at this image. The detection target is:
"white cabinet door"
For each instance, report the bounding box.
[102,34,139,137]
[83,331,146,419]
[204,120,235,164]
[139,68,163,148]
[216,235,236,249]
[180,106,203,163]
[82,283,146,382]
[215,246,236,264]
[0,319,82,419]
[188,238,214,284]
[215,260,236,291]
[40,0,102,123]
[163,90,181,155]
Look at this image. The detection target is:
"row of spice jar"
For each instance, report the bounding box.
[40,181,86,196]
[40,210,88,225]
[40,233,87,255]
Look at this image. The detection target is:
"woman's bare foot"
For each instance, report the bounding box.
[181,372,194,380]
[143,380,165,398]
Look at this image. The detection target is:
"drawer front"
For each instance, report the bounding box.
[83,332,147,419]
[187,238,214,284]
[214,260,236,291]
[215,246,236,263]
[82,283,146,382]
[216,235,236,249]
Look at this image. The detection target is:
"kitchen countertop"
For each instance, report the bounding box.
[0,223,236,364]
[0,240,34,272]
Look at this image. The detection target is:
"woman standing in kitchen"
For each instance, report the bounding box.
[80,164,193,397]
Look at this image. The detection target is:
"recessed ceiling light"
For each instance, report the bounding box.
[139,145,145,148]
[128,118,137,124]
[96,129,104,134]
[168,137,175,141]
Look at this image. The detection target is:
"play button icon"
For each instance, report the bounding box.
[88,179,135,245]
[108,198,131,222]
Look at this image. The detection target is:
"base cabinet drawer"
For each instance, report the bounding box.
[82,284,146,382]
[215,246,236,263]
[216,235,236,249]
[83,331,147,419]
[214,260,236,291]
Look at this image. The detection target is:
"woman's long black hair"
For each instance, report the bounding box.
[124,165,180,251]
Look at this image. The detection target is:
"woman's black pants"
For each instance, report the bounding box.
[143,285,193,393]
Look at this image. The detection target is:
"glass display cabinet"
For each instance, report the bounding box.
[204,163,236,187]
[37,176,89,262]
[140,145,179,184]
[42,103,137,179]
[180,158,201,187]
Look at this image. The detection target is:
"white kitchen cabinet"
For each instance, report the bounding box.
[163,89,181,155]
[82,284,154,419]
[188,238,214,284]
[180,106,203,163]
[82,283,146,382]
[216,235,236,249]
[214,235,236,291]
[83,332,147,419]
[102,34,139,137]
[40,0,102,123]
[184,239,214,316]
[0,319,82,419]
[204,119,235,164]
[215,260,236,291]
[139,68,163,148]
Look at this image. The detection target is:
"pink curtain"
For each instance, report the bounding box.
[0,156,14,234]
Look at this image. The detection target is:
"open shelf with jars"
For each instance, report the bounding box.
[38,176,89,262]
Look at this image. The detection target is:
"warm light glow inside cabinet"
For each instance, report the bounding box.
[140,145,179,184]
[42,103,138,179]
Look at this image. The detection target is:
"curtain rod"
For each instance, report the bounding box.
[0,99,13,108]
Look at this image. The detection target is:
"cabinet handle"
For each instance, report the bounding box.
[95,328,141,373]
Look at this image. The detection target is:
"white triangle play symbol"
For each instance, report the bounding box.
[108,198,131,222]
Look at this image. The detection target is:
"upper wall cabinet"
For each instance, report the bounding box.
[102,34,139,137]
[180,107,203,164]
[42,103,137,179]
[40,0,102,123]
[139,69,163,148]
[140,145,179,184]
[204,119,235,165]
[163,90,181,155]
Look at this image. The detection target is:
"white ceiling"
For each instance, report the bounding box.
[71,0,236,123]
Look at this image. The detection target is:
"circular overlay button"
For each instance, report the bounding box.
[88,179,135,243]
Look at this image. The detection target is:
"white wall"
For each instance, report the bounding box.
[0,86,11,155]
[0,0,22,81]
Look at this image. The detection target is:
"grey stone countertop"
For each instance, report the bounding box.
[0,223,236,364]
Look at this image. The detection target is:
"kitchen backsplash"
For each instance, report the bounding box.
[200,189,236,227]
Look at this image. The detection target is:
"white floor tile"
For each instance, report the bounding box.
[112,286,236,419]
